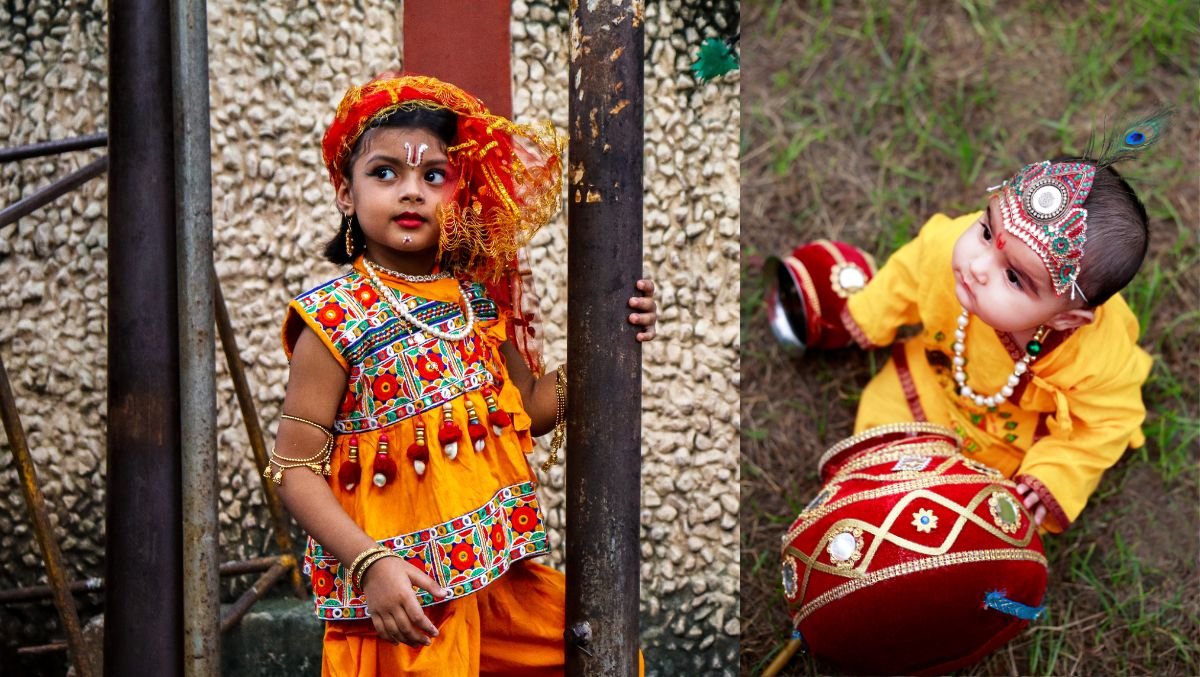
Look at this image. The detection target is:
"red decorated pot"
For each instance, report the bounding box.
[763,240,877,350]
[781,423,1048,675]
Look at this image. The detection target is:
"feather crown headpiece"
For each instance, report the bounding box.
[989,110,1171,300]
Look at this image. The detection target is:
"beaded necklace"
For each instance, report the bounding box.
[951,310,1048,408]
[362,259,475,342]
[368,260,452,283]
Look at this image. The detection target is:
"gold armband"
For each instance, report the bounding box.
[541,364,567,472]
[263,414,334,485]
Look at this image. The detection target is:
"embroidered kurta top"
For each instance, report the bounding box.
[282,260,548,621]
[844,212,1152,532]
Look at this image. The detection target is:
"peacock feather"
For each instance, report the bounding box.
[1088,109,1174,167]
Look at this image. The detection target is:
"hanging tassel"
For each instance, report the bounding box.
[406,421,429,476]
[465,399,487,452]
[338,435,361,492]
[372,433,397,487]
[438,402,461,460]
[484,387,511,435]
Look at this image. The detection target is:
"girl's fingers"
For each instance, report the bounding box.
[402,592,440,638]
[405,566,449,600]
[637,327,657,342]
[378,611,410,645]
[1033,505,1047,525]
[628,295,655,310]
[636,278,655,294]
[370,614,393,644]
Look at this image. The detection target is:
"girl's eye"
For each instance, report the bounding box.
[981,222,992,241]
[370,166,396,180]
[1005,269,1022,288]
[425,168,447,185]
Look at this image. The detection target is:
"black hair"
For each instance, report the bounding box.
[1053,156,1150,307]
[323,106,458,264]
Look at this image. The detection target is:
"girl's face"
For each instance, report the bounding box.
[951,197,1079,333]
[335,126,457,274]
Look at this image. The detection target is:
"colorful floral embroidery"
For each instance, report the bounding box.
[317,302,345,328]
[312,568,334,597]
[302,481,549,619]
[292,273,502,433]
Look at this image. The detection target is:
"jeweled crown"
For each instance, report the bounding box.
[993,161,1095,298]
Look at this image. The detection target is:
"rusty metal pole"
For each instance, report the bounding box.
[170,0,219,672]
[566,2,644,674]
[0,357,92,677]
[106,0,183,674]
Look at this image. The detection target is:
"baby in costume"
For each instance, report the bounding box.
[268,74,655,676]
[840,118,1167,533]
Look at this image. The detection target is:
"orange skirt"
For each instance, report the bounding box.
[322,561,565,676]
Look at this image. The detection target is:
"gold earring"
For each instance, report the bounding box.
[344,214,355,258]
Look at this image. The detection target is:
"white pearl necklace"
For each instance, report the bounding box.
[951,310,1048,409]
[362,259,475,342]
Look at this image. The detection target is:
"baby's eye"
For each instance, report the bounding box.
[369,166,396,180]
[425,168,447,186]
[981,222,992,241]
[1005,269,1022,288]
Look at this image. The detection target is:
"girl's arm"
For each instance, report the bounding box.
[275,327,447,645]
[501,278,658,436]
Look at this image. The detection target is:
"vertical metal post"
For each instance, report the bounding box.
[566,2,644,675]
[106,0,183,674]
[0,357,92,677]
[170,0,219,673]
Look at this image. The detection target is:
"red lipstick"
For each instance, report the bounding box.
[394,212,426,229]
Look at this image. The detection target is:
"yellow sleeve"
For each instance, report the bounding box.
[1014,332,1152,533]
[844,213,965,348]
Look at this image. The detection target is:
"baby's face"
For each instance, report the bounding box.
[951,197,1077,333]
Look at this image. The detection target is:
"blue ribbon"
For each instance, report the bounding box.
[984,591,1046,621]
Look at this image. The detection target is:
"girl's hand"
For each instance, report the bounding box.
[362,557,449,646]
[628,278,658,342]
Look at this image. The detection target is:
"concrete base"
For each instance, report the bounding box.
[221,598,323,676]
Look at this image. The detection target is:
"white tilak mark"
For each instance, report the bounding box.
[404,142,428,167]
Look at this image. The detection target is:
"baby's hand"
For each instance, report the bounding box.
[628,278,658,342]
[1015,482,1047,526]
[362,557,449,646]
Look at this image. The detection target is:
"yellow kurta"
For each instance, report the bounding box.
[845,213,1152,532]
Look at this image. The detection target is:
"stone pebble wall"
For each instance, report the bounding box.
[0,1,739,672]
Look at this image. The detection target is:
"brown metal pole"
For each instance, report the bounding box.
[214,278,306,598]
[106,0,183,673]
[0,133,107,163]
[0,556,281,605]
[0,355,93,677]
[218,556,295,633]
[566,2,644,675]
[0,156,108,229]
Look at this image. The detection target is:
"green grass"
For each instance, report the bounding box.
[741,0,1198,674]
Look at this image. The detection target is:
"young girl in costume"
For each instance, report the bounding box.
[268,73,656,675]
[836,116,1167,534]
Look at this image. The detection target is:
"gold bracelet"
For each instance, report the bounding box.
[263,414,335,485]
[347,545,388,587]
[542,364,567,472]
[354,550,399,590]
